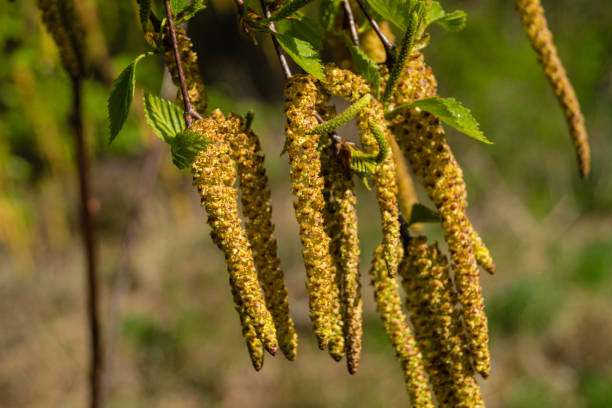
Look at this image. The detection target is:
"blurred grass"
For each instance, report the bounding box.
[0,0,611,407]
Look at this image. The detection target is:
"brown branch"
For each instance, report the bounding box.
[343,0,360,47]
[71,76,103,408]
[163,0,202,126]
[354,0,395,66]
[260,0,292,80]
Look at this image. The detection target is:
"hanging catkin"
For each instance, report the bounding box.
[319,121,362,373]
[283,75,344,352]
[323,65,403,278]
[369,245,435,408]
[37,0,86,78]
[400,237,484,408]
[191,113,279,358]
[224,113,298,361]
[515,0,590,177]
[161,27,208,113]
[388,53,491,377]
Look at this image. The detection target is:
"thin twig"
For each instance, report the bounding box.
[260,0,292,80]
[354,0,395,66]
[71,76,103,408]
[343,0,360,47]
[163,0,202,126]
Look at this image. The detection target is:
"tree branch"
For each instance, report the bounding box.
[354,0,395,66]
[343,0,360,47]
[260,0,292,80]
[71,76,103,408]
[163,0,202,126]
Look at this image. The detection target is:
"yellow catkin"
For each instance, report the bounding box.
[230,284,265,371]
[161,28,207,113]
[515,0,590,177]
[284,75,344,352]
[37,0,86,78]
[400,237,484,408]
[191,113,279,358]
[323,65,403,278]
[360,21,395,64]
[319,128,362,373]
[369,245,435,408]
[224,113,299,361]
[388,54,491,377]
[389,135,420,228]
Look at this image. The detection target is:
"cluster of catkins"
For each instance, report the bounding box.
[36,0,590,405]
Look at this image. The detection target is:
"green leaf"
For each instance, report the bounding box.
[139,0,152,31]
[408,203,440,225]
[425,2,466,32]
[170,129,211,169]
[143,92,186,142]
[108,53,151,142]
[346,36,381,96]
[274,32,325,80]
[319,0,342,31]
[410,97,491,144]
[176,0,207,24]
[364,0,417,31]
[275,13,324,52]
[170,0,190,13]
[270,0,315,22]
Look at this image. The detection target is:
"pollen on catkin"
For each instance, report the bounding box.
[284,75,344,352]
[400,237,485,408]
[161,27,207,113]
[369,245,435,408]
[37,0,86,78]
[319,126,362,373]
[231,282,265,371]
[191,113,279,357]
[323,65,403,278]
[388,54,491,377]
[515,0,590,177]
[224,113,298,361]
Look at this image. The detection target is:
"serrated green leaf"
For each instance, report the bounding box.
[176,0,206,24]
[270,0,314,21]
[425,1,466,32]
[408,203,440,225]
[274,32,324,80]
[411,97,491,144]
[143,92,186,142]
[170,129,210,169]
[275,13,324,52]
[364,0,417,31]
[139,0,152,31]
[319,0,342,31]
[346,36,381,96]
[108,53,151,143]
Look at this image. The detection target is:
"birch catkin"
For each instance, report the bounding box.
[389,54,491,377]
[162,28,208,113]
[323,65,403,278]
[191,113,279,357]
[369,245,435,408]
[37,0,86,78]
[225,113,298,361]
[515,0,590,177]
[283,75,343,352]
[320,129,362,373]
[400,237,484,407]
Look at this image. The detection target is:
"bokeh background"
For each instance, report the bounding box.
[1,0,611,407]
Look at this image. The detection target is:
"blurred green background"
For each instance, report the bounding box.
[0,0,611,407]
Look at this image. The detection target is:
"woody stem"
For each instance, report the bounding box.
[163,0,202,126]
